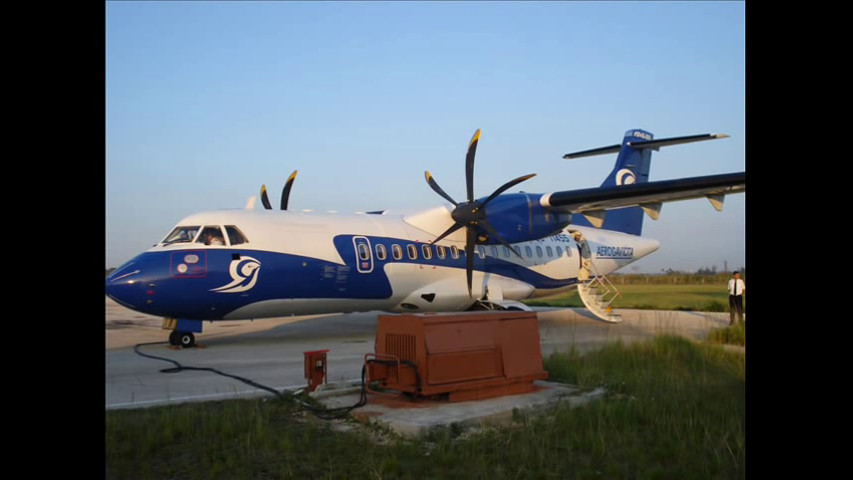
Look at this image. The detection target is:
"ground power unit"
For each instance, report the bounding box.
[365,311,548,402]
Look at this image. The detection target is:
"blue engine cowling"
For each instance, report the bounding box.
[479,193,571,244]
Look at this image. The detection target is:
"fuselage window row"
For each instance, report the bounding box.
[365,239,568,266]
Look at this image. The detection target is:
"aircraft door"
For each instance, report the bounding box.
[570,230,593,281]
[353,236,374,274]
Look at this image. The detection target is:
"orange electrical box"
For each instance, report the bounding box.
[366,311,548,401]
[304,349,329,392]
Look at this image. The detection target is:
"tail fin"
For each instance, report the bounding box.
[563,129,728,236]
[599,129,654,188]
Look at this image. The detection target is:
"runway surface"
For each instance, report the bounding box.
[105,297,731,410]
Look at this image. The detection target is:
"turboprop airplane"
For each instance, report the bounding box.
[105,129,745,347]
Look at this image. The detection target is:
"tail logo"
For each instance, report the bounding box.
[616,169,636,186]
[211,256,261,293]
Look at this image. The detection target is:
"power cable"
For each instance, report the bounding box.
[132,342,369,420]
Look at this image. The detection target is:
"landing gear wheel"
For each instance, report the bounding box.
[168,330,180,346]
[178,332,196,348]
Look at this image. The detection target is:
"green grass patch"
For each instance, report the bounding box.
[106,336,745,479]
[526,283,744,313]
[707,323,746,346]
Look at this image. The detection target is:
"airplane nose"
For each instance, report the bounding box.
[105,263,147,309]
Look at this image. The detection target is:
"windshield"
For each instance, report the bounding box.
[161,226,200,245]
[196,226,226,246]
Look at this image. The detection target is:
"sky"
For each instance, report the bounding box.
[105,1,745,274]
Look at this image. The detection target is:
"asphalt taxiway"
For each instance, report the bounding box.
[105,297,732,410]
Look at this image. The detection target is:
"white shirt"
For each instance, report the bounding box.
[728,278,745,296]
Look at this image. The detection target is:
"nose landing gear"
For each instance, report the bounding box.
[163,318,202,348]
[168,330,196,348]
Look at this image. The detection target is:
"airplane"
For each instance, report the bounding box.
[105,128,745,348]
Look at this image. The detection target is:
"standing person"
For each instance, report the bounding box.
[727,271,746,325]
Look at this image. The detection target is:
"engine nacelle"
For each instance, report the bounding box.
[479,193,571,244]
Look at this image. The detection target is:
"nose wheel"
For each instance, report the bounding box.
[168,330,196,348]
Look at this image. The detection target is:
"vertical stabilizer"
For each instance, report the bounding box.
[569,129,654,235]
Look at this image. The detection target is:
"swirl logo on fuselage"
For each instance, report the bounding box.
[615,168,636,186]
[211,256,261,293]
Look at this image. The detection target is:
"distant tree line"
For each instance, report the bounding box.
[612,267,745,285]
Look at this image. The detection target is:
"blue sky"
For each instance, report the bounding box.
[106,1,745,273]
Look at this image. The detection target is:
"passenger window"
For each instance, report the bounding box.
[225,226,247,245]
[436,245,446,259]
[376,244,387,260]
[421,245,432,260]
[358,244,370,261]
[392,244,403,260]
[477,246,485,259]
[555,246,562,257]
[490,246,498,257]
[524,246,533,257]
[536,246,543,258]
[162,226,200,245]
[547,246,554,257]
[407,245,418,260]
[197,226,226,246]
[450,246,459,259]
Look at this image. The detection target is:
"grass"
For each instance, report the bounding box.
[707,322,746,347]
[525,283,742,313]
[106,336,745,479]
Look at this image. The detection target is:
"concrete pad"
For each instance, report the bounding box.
[105,296,733,410]
[311,380,606,436]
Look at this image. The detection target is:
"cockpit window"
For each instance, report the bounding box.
[162,226,200,245]
[196,226,226,246]
[225,225,247,245]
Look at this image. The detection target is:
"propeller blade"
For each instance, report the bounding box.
[281,170,298,210]
[260,185,273,210]
[465,129,480,203]
[477,220,523,260]
[465,227,476,298]
[429,222,464,245]
[480,173,537,208]
[425,171,459,206]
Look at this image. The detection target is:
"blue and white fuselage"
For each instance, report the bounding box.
[105,207,660,320]
[105,128,744,346]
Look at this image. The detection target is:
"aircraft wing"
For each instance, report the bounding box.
[539,171,745,225]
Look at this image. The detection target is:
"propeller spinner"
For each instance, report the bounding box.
[261,170,298,210]
[424,130,536,297]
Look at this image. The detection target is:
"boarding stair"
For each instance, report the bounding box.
[577,267,623,323]
[571,230,623,323]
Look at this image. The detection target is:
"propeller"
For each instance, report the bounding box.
[261,170,298,210]
[424,130,536,297]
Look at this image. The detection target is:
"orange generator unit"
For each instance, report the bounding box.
[365,311,548,402]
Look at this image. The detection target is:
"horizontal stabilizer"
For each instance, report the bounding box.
[563,133,728,159]
[626,133,729,151]
[562,144,621,159]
